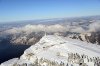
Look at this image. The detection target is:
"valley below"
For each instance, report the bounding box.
[0,43,30,63]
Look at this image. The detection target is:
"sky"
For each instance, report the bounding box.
[0,0,100,22]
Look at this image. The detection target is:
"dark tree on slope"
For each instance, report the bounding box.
[96,32,100,45]
[34,58,39,66]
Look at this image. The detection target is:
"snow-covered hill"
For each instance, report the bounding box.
[0,35,100,66]
[68,32,100,45]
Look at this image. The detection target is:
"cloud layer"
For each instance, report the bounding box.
[3,21,100,35]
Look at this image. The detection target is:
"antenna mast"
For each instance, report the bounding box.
[44,25,46,36]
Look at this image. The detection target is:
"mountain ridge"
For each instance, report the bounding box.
[1,35,100,66]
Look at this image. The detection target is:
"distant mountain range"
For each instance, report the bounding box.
[0,15,100,45]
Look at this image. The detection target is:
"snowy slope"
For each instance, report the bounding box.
[0,35,100,66]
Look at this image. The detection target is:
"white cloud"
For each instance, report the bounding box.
[5,24,68,35]
[4,21,100,35]
[88,22,100,32]
[70,26,85,33]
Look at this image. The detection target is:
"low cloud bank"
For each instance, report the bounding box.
[88,22,100,32]
[5,24,67,34]
[3,21,100,35]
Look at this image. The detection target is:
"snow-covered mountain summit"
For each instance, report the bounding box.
[0,35,100,66]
